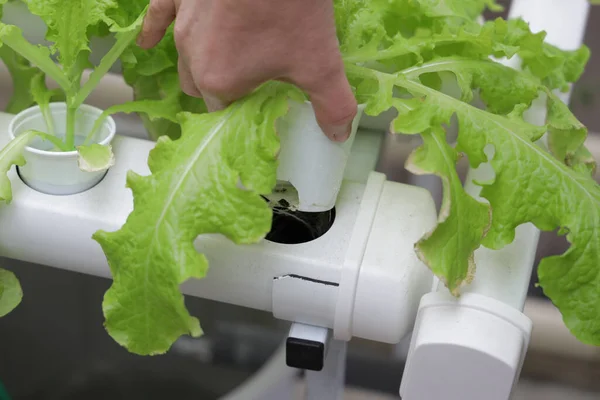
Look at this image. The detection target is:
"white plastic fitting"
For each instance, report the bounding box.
[0,109,436,346]
[186,171,437,344]
[401,1,590,399]
[401,292,532,400]
[276,101,366,212]
[8,103,116,195]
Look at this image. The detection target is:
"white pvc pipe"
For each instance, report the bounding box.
[456,0,590,311]
[0,110,436,346]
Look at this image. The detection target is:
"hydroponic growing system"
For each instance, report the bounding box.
[0,0,596,399]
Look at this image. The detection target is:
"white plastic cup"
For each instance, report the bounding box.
[276,101,366,212]
[8,103,116,195]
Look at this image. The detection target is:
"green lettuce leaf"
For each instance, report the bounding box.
[0,130,38,203]
[0,128,70,203]
[23,0,117,82]
[71,6,147,108]
[394,95,490,293]
[0,22,70,91]
[348,48,600,343]
[0,0,53,114]
[546,94,593,170]
[335,0,500,50]
[93,83,293,355]
[113,0,208,140]
[0,44,40,114]
[0,0,24,312]
[416,0,502,20]
[89,0,596,353]
[128,71,207,141]
[0,268,22,317]
[340,0,599,345]
[30,72,63,137]
[405,126,491,294]
[77,144,114,172]
[82,95,181,146]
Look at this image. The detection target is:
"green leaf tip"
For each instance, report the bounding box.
[77,144,114,172]
[0,268,22,317]
[0,131,38,204]
[23,0,118,79]
[407,128,491,295]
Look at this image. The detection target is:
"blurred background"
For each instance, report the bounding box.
[1,0,600,399]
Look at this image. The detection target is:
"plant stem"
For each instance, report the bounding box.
[35,131,72,152]
[70,13,146,109]
[83,111,108,146]
[65,105,77,150]
[39,104,56,137]
[0,25,71,92]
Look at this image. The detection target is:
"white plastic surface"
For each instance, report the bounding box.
[400,292,532,400]
[8,103,116,195]
[334,172,386,341]
[288,323,330,345]
[0,110,436,345]
[276,101,365,212]
[273,275,338,328]
[351,181,436,343]
[190,173,437,344]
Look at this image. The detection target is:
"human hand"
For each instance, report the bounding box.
[137,0,358,142]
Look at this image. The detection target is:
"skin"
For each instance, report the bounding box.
[137,0,358,142]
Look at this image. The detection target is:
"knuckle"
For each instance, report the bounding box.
[195,70,237,96]
[173,22,191,43]
[292,57,358,126]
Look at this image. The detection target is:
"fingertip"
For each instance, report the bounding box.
[136,23,164,49]
[136,32,148,48]
[139,0,175,48]
[324,121,355,142]
[299,65,358,143]
[201,92,229,112]
[313,89,358,143]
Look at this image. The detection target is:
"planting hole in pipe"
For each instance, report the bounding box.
[266,200,336,245]
[262,184,336,244]
[9,103,116,196]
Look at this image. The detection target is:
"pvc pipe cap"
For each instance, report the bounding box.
[400,292,532,400]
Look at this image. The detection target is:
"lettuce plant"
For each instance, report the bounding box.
[0,0,40,114]
[89,0,600,356]
[0,0,180,317]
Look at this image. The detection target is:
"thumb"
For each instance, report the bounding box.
[137,0,176,49]
[301,65,358,143]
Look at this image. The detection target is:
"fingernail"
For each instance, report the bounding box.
[203,93,228,113]
[329,122,353,142]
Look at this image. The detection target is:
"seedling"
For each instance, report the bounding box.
[0,0,168,318]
